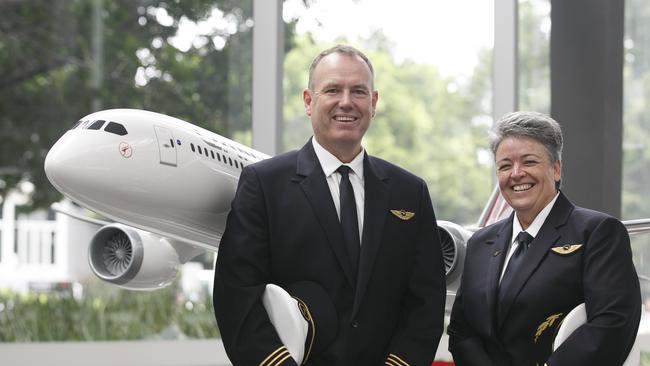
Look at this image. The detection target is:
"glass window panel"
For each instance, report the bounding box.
[623,0,650,221]
[282,0,494,225]
[624,0,650,337]
[517,0,551,113]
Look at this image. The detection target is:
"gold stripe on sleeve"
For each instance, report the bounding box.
[385,360,399,366]
[266,349,290,366]
[271,352,292,366]
[387,353,410,366]
[260,346,289,366]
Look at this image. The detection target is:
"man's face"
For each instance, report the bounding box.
[303,53,378,156]
[495,136,561,223]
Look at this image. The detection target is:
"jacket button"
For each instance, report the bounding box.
[351,321,359,328]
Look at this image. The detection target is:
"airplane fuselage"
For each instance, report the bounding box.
[45,109,269,251]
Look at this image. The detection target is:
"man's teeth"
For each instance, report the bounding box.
[513,184,532,192]
[334,116,355,122]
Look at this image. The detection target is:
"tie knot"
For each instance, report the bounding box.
[337,165,352,177]
[516,231,534,247]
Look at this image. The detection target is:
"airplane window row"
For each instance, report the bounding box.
[189,143,245,170]
[71,119,128,136]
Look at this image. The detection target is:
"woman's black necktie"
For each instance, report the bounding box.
[337,165,360,274]
[498,231,534,321]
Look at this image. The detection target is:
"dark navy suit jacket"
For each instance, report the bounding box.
[213,140,446,366]
[448,192,641,366]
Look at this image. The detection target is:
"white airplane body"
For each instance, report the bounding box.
[45,109,273,288]
[46,109,268,248]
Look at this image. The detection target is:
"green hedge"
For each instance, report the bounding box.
[0,280,219,342]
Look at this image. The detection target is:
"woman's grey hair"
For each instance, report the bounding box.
[489,111,564,164]
[307,44,375,91]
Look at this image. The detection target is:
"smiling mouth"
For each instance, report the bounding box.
[333,115,357,122]
[513,183,533,192]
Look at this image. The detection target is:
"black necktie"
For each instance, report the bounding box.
[497,231,534,323]
[337,165,360,275]
[498,231,534,301]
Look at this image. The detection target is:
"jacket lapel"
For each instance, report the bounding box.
[293,140,356,287]
[352,154,389,316]
[486,215,513,333]
[497,192,573,329]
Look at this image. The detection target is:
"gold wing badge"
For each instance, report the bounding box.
[390,209,415,221]
[551,244,583,255]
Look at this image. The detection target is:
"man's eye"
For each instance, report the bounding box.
[323,88,338,94]
[498,164,511,171]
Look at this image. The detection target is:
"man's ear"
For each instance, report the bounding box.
[371,90,378,117]
[303,88,313,117]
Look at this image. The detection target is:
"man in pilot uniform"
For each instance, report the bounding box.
[213,45,446,365]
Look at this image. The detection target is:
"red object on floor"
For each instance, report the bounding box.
[431,362,454,366]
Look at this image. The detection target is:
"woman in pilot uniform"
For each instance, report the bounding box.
[448,111,641,365]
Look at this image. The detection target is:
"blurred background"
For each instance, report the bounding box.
[1,0,649,364]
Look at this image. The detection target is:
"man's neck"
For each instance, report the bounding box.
[314,138,362,163]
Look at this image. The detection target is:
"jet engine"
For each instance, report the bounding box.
[88,224,201,290]
[437,220,472,312]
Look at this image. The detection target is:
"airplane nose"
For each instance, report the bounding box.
[44,132,79,194]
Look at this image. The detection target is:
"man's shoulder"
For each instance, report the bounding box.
[367,154,424,184]
[246,149,299,174]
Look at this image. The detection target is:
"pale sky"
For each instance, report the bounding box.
[283,0,494,77]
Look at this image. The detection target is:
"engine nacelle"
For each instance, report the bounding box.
[89,224,199,290]
[437,220,472,313]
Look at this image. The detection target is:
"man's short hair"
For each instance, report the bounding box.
[307,44,375,91]
[489,111,564,164]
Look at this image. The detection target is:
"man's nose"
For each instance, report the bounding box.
[338,90,353,108]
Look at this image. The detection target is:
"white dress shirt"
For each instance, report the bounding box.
[311,137,365,243]
[499,192,560,282]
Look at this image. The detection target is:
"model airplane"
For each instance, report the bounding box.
[44,109,650,307]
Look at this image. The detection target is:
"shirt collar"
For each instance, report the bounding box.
[511,192,560,243]
[312,137,365,179]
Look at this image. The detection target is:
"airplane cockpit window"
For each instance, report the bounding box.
[71,120,83,130]
[88,120,105,130]
[104,122,128,136]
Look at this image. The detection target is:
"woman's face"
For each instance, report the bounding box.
[495,136,561,224]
